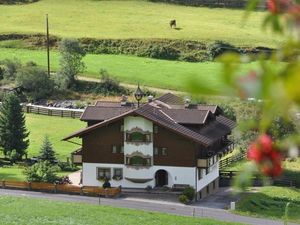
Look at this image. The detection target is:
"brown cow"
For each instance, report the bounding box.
[169,19,176,28]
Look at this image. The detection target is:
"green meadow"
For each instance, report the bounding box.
[0,0,282,47]
[25,113,85,160]
[0,195,244,225]
[0,47,259,91]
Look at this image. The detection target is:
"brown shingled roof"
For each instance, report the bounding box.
[156,93,184,105]
[81,106,132,121]
[63,93,236,145]
[161,108,210,124]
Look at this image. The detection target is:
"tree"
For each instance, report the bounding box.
[57,38,86,89]
[16,65,54,101]
[24,161,58,183]
[0,58,22,80]
[38,135,57,164]
[0,93,29,159]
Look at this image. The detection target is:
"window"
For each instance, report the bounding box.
[154,147,159,155]
[154,147,167,156]
[153,125,158,134]
[112,145,117,154]
[97,168,111,180]
[126,132,151,143]
[113,168,123,180]
[161,148,167,156]
[112,145,124,154]
[126,156,151,166]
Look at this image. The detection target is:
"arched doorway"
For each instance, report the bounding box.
[155,170,168,187]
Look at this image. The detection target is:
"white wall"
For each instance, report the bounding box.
[123,116,154,157]
[196,162,219,191]
[82,163,196,189]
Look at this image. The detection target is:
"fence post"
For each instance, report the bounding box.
[2,180,5,189]
[80,186,83,196]
[28,182,31,191]
[54,183,57,193]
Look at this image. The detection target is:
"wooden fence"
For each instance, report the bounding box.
[24,104,84,119]
[219,152,246,169]
[219,170,300,188]
[1,180,121,197]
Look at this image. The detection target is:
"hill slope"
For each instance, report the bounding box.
[0,0,282,47]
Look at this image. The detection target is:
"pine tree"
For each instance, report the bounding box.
[39,135,56,163]
[0,92,29,159]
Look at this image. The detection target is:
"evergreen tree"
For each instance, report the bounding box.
[0,93,29,159]
[39,135,56,163]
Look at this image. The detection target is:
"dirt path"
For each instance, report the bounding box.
[77,76,186,95]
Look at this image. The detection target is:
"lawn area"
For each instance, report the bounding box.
[0,47,259,91]
[0,0,282,48]
[0,195,244,225]
[0,165,69,181]
[26,113,85,161]
[236,186,300,223]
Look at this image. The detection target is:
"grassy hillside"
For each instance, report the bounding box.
[0,195,244,225]
[26,114,85,160]
[0,0,282,47]
[236,186,300,223]
[0,47,259,91]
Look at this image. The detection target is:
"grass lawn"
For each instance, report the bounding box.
[0,165,69,181]
[26,113,85,161]
[0,47,259,91]
[0,0,282,48]
[236,186,300,223]
[0,195,244,225]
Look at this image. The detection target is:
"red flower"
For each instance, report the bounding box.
[266,0,291,14]
[247,134,283,177]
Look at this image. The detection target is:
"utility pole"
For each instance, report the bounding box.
[46,14,50,77]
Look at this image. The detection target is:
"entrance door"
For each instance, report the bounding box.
[155,170,168,187]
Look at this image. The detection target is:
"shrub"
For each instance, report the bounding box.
[96,69,129,96]
[139,45,180,60]
[182,186,195,201]
[220,104,237,121]
[208,41,240,60]
[24,161,59,183]
[16,65,54,101]
[57,161,78,172]
[179,194,189,204]
[0,58,22,80]
[8,150,20,164]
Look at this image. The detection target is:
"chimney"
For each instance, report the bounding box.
[147,95,153,103]
[184,98,191,108]
[121,95,128,106]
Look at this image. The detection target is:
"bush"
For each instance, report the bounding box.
[16,65,54,101]
[208,41,240,60]
[8,150,20,163]
[0,58,22,80]
[147,0,248,8]
[139,45,180,60]
[179,194,189,204]
[57,161,78,172]
[24,161,59,183]
[182,186,195,201]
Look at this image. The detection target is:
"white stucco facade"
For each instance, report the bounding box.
[82,162,196,188]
